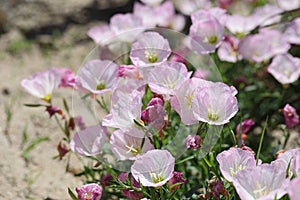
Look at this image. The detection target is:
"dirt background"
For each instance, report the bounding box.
[0,0,130,199]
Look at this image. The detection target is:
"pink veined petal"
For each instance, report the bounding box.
[70,125,108,157]
[131,150,175,187]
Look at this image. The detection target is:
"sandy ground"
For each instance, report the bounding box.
[0,39,96,199]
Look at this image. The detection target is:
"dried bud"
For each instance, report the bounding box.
[185,135,202,150]
[57,141,70,160]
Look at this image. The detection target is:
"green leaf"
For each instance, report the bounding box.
[22,137,49,159]
[68,188,78,200]
[24,103,46,107]
[63,98,70,114]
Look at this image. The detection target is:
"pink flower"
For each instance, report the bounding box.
[191,8,227,25]
[225,14,258,37]
[288,176,300,200]
[236,119,255,135]
[110,13,145,43]
[131,150,175,187]
[284,18,300,45]
[217,35,240,63]
[102,88,144,129]
[232,163,290,200]
[276,148,300,176]
[189,11,224,54]
[185,135,202,150]
[141,97,167,131]
[238,29,290,63]
[268,54,300,85]
[70,125,107,157]
[283,104,299,129]
[110,128,154,160]
[130,32,171,68]
[216,148,257,182]
[76,59,118,95]
[21,68,61,102]
[117,65,143,80]
[133,2,175,29]
[146,61,191,97]
[87,24,115,46]
[53,68,76,88]
[173,0,212,15]
[171,78,207,125]
[76,183,102,200]
[192,81,238,125]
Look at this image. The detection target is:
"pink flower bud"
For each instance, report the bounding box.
[283,104,299,129]
[76,183,102,200]
[100,174,113,189]
[168,171,186,191]
[236,119,255,136]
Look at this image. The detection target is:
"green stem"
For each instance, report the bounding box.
[256,116,268,165]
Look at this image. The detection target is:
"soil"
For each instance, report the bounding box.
[0,39,96,199]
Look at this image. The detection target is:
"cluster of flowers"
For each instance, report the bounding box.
[21,0,300,199]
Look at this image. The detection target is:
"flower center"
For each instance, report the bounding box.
[229,164,245,177]
[96,83,106,90]
[207,35,218,44]
[208,109,219,121]
[253,182,271,198]
[150,172,164,183]
[42,94,52,102]
[83,192,93,200]
[125,144,142,156]
[145,50,158,63]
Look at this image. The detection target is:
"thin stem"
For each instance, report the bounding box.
[256,116,268,165]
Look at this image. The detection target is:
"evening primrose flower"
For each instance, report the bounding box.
[233,163,290,200]
[192,81,238,125]
[276,148,300,177]
[146,61,191,97]
[238,29,290,63]
[141,97,167,131]
[217,148,257,182]
[131,149,175,187]
[76,183,102,200]
[87,24,115,46]
[130,32,171,67]
[225,14,258,37]
[102,87,144,130]
[21,68,61,102]
[268,54,300,85]
[133,2,175,29]
[69,125,107,157]
[189,13,224,54]
[110,13,145,43]
[76,59,118,95]
[171,78,209,125]
[217,35,240,63]
[110,128,154,160]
